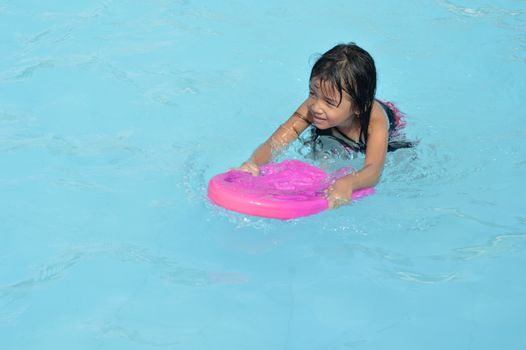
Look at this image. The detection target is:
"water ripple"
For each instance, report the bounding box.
[23,29,52,45]
[4,59,55,80]
[0,243,246,305]
[0,254,82,325]
[39,2,110,22]
[82,321,181,347]
[432,207,517,230]
[438,0,526,21]
[453,232,526,261]
[394,271,456,284]
[0,243,249,325]
[176,149,209,204]
[375,267,456,284]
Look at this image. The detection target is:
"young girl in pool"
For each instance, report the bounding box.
[236,43,413,209]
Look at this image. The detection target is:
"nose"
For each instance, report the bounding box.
[309,97,323,115]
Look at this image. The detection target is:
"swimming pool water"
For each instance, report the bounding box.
[1,1,525,349]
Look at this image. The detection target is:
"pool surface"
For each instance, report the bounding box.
[1,1,525,349]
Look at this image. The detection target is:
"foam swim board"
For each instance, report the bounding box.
[208,160,374,220]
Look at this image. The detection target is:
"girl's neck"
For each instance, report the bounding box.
[336,116,361,140]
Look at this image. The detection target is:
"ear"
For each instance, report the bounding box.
[350,106,360,117]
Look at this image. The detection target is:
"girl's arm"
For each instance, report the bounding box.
[238,100,311,174]
[326,102,389,207]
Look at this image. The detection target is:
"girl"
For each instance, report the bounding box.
[236,43,414,209]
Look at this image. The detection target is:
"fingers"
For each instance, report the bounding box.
[323,185,333,198]
[244,162,260,176]
[325,185,351,209]
[232,162,260,176]
[327,196,350,209]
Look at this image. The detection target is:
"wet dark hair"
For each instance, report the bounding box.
[310,43,377,144]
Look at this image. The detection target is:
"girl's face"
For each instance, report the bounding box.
[307,78,357,130]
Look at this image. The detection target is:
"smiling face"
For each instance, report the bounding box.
[307,77,358,130]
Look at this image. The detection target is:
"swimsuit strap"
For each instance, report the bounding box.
[307,100,415,153]
[378,100,397,131]
[314,127,365,152]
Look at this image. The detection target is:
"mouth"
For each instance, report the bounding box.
[312,115,327,124]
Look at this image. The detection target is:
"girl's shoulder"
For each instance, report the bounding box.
[369,100,390,132]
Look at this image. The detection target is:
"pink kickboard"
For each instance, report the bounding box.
[208,160,374,220]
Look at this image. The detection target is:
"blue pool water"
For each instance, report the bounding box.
[1,1,525,349]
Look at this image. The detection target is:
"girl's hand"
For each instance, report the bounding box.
[232,161,260,176]
[324,177,353,209]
